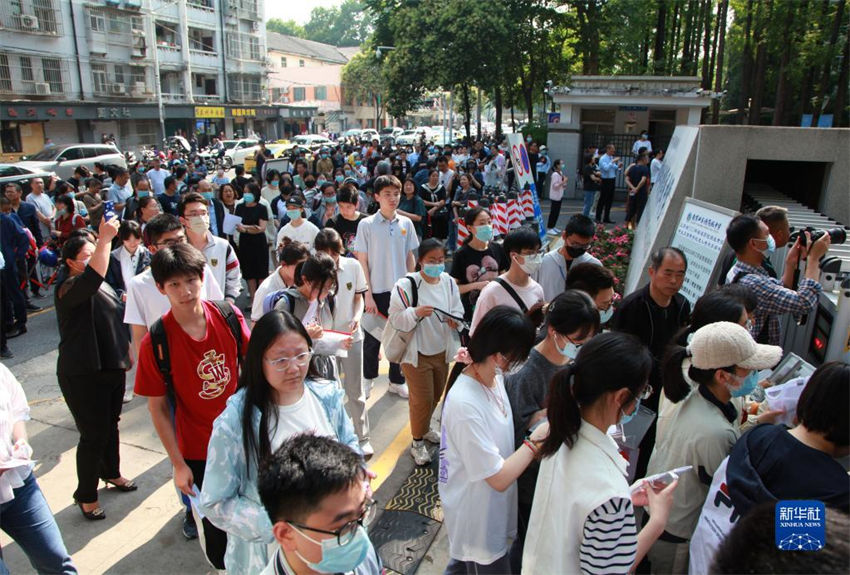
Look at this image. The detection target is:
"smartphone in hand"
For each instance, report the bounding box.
[103,200,116,221]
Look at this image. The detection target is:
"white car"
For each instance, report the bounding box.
[0,164,55,194]
[360,129,379,144]
[222,139,259,168]
[342,128,362,140]
[395,130,420,146]
[293,134,333,149]
[17,143,126,180]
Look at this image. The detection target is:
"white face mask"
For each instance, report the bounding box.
[515,253,542,275]
[188,215,210,235]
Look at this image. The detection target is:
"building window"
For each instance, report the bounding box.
[32,0,58,33]
[299,59,305,67]
[20,56,33,82]
[0,55,11,92]
[280,56,287,67]
[314,86,327,100]
[130,66,146,85]
[41,57,61,92]
[293,87,305,101]
[91,63,107,93]
[1,121,22,154]
[113,65,125,85]
[89,9,105,32]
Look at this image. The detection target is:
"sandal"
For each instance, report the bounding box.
[104,478,138,492]
[74,499,106,521]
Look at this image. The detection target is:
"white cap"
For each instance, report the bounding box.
[689,321,782,371]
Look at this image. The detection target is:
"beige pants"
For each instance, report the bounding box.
[401,352,449,439]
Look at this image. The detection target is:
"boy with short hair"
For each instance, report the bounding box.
[354,175,419,399]
[257,434,382,575]
[470,226,544,334]
[535,214,602,302]
[135,243,250,570]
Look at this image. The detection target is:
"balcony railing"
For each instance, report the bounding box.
[161,92,187,103]
[0,1,63,35]
[0,52,69,97]
[193,93,223,103]
[189,49,219,69]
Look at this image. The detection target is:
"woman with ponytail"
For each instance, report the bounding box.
[645,321,782,573]
[439,306,548,574]
[523,332,678,575]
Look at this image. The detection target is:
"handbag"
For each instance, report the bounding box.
[381,276,420,364]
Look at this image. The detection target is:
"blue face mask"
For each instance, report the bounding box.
[474,224,494,242]
[619,398,641,425]
[422,263,445,278]
[286,208,302,220]
[292,524,371,574]
[729,371,759,398]
[137,166,145,173]
[599,306,614,324]
[137,191,151,199]
[270,180,279,188]
[762,234,776,255]
[67,191,76,199]
[556,334,580,360]
[201,191,214,200]
[322,196,337,205]
[243,193,255,204]
[335,175,344,183]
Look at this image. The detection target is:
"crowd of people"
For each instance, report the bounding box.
[0,132,847,575]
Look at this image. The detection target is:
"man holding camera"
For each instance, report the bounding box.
[725,214,829,345]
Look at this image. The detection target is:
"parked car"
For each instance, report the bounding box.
[359,129,379,144]
[0,164,55,195]
[293,134,333,149]
[380,127,404,138]
[17,143,126,180]
[395,130,418,146]
[222,139,259,168]
[342,128,362,140]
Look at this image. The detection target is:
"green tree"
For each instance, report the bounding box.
[266,18,305,38]
[304,0,373,47]
[342,51,388,126]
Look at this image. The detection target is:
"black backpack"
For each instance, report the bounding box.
[149,300,244,408]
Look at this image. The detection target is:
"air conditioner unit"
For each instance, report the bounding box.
[21,15,39,30]
[35,82,51,95]
[110,83,126,94]
[251,21,259,32]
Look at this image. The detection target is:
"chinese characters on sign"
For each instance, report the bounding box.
[775,500,825,552]
[96,107,132,119]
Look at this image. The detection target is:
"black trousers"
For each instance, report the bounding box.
[2,266,27,329]
[596,178,616,222]
[547,199,562,229]
[185,459,227,570]
[363,291,405,384]
[57,370,125,503]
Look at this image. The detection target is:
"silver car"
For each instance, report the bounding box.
[0,164,55,195]
[17,143,126,180]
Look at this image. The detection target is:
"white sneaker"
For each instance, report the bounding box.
[360,441,374,458]
[123,390,134,404]
[546,228,558,235]
[423,430,441,444]
[388,383,409,399]
[410,441,431,466]
[364,379,374,400]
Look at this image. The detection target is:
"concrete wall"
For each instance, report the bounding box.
[691,126,850,224]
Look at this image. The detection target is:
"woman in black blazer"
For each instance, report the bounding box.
[105,220,151,301]
[55,218,137,520]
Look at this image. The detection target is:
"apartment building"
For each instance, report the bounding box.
[0,0,275,159]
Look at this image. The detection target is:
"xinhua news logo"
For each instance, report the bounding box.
[775,500,826,551]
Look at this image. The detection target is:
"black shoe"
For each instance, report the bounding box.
[0,346,13,359]
[26,302,42,312]
[182,511,198,540]
[5,326,26,339]
[31,291,44,299]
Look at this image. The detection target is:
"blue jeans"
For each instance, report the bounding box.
[447,216,458,252]
[0,472,76,574]
[582,190,597,218]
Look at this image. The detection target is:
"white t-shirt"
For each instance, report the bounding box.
[412,275,458,356]
[269,388,334,453]
[439,373,516,564]
[276,219,319,249]
[0,363,32,504]
[252,267,288,322]
[469,275,544,334]
[333,257,368,339]
[25,192,54,239]
[146,168,170,195]
[123,266,224,328]
[650,158,663,184]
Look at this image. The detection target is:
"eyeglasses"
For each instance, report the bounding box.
[632,383,654,401]
[265,350,313,371]
[288,497,377,546]
[185,210,208,217]
[155,236,186,248]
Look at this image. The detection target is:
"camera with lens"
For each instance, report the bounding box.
[788,226,847,246]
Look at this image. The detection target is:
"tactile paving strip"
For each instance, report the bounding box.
[384,461,443,522]
[369,510,442,575]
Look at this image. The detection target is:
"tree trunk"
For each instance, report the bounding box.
[654,0,668,74]
[668,0,681,74]
[748,0,772,125]
[709,1,721,89]
[738,0,755,123]
[711,0,728,124]
[833,25,850,127]
[681,0,694,74]
[812,0,846,126]
[462,83,471,142]
[701,0,713,88]
[476,88,482,140]
[772,2,796,125]
[510,103,515,133]
[495,86,503,140]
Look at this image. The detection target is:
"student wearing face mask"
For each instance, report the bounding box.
[564,263,617,326]
[388,239,464,467]
[440,306,550,574]
[179,192,242,303]
[276,196,320,248]
[644,322,782,574]
[234,183,270,299]
[309,183,340,228]
[469,227,544,334]
[105,219,150,304]
[261,170,282,206]
[535,214,601,302]
[251,239,310,324]
[522,332,679,575]
[505,290,600,572]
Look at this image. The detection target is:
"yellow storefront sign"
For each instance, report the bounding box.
[195,106,225,119]
[231,108,256,118]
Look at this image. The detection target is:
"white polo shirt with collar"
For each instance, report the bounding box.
[353,210,419,294]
